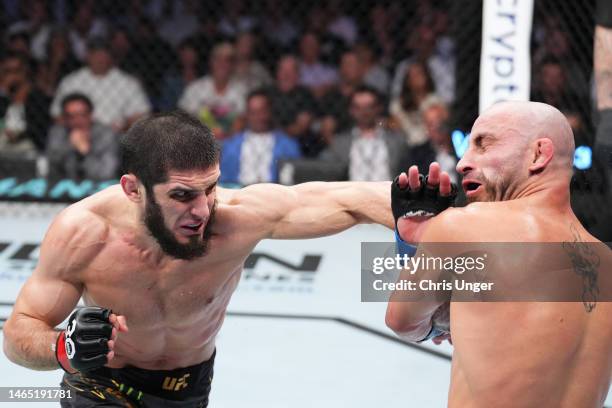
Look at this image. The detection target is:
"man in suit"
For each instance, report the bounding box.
[320,85,406,181]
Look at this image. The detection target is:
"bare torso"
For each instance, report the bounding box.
[445,201,612,407]
[72,186,259,370]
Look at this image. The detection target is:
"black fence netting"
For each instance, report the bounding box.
[0,0,608,239]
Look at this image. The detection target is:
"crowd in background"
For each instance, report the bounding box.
[0,0,594,185]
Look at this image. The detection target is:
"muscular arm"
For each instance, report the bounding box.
[2,210,105,370]
[229,181,394,240]
[385,210,464,342]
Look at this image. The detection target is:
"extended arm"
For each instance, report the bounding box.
[230,180,394,240]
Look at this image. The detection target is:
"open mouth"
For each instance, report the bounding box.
[462,181,483,195]
[180,223,203,235]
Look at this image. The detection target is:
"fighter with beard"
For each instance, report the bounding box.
[3,111,396,407]
[386,101,612,407]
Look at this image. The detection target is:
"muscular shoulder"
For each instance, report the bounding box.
[422,203,500,242]
[40,202,109,279]
[219,183,293,220]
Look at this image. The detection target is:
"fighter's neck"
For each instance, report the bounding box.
[511,181,572,212]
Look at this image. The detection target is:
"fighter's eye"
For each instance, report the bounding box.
[171,191,192,201]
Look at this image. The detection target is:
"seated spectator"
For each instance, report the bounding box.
[354,38,391,95]
[121,18,175,109]
[266,55,321,157]
[391,24,456,105]
[318,50,365,145]
[261,0,299,50]
[320,86,405,181]
[37,27,81,96]
[50,37,151,133]
[298,32,339,98]
[0,51,51,153]
[179,42,247,140]
[234,31,273,92]
[159,38,204,112]
[389,61,443,146]
[404,101,458,183]
[218,0,258,39]
[531,56,577,109]
[68,0,109,61]
[8,0,52,61]
[220,90,301,185]
[46,93,118,181]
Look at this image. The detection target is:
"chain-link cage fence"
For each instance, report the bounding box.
[0,0,608,238]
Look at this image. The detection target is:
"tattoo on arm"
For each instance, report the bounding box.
[563,224,600,312]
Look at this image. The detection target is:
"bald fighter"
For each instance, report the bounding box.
[387,101,612,407]
[3,111,396,407]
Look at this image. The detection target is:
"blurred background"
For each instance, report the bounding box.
[0,0,608,237]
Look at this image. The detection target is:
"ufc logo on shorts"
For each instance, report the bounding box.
[162,374,190,391]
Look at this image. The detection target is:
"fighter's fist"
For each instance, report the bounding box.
[55,307,127,373]
[392,162,457,243]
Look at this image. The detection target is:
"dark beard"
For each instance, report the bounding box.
[144,194,217,260]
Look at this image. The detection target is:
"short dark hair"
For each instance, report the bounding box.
[61,93,94,113]
[351,85,382,106]
[120,111,220,190]
[246,88,271,106]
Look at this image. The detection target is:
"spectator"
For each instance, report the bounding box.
[67,0,109,61]
[0,51,51,153]
[266,55,321,156]
[391,24,456,105]
[159,38,203,112]
[234,31,273,92]
[298,32,339,99]
[37,27,81,96]
[121,18,175,109]
[320,86,405,181]
[318,50,364,145]
[261,0,299,50]
[325,0,358,47]
[7,0,52,61]
[220,90,301,185]
[158,0,201,47]
[46,93,118,181]
[531,56,576,109]
[404,101,458,183]
[108,26,132,70]
[218,0,258,39]
[389,61,443,146]
[50,37,151,133]
[366,3,399,69]
[179,42,247,140]
[354,38,391,95]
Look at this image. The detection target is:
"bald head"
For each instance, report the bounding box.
[478,101,575,169]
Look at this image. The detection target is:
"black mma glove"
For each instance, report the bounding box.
[391,174,458,230]
[55,307,112,374]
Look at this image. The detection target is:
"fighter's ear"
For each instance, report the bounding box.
[120,174,142,202]
[528,137,554,174]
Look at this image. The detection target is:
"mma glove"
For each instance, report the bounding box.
[391,173,458,234]
[55,307,113,374]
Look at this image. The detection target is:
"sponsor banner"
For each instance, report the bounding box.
[479,0,534,112]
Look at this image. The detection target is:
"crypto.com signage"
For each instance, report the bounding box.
[480,0,534,112]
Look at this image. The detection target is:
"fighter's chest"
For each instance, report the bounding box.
[81,243,241,324]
